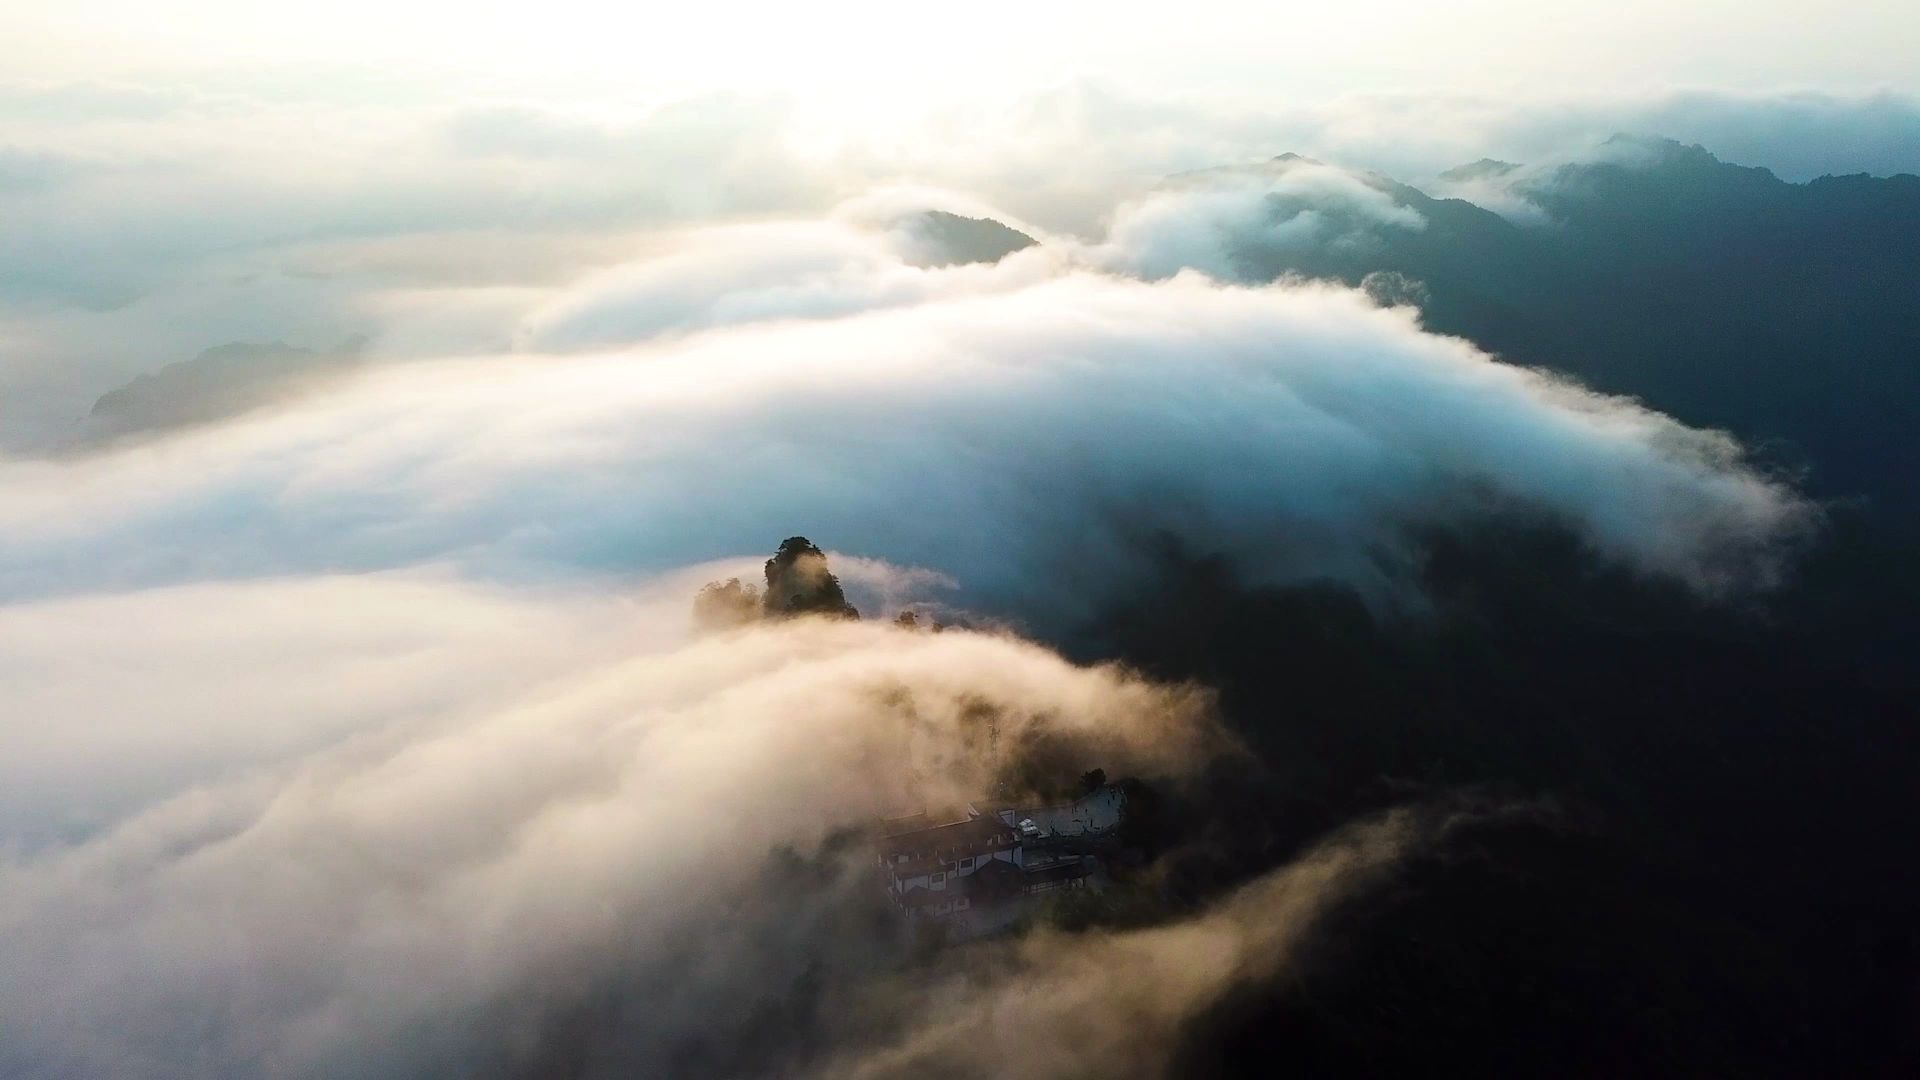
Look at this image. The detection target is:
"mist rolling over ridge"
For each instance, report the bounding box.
[2,3,1919,1077]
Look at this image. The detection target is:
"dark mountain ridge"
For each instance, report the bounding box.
[1222,137,1920,522]
[1069,137,1920,1077]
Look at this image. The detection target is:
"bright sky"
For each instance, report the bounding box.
[4,0,1918,108]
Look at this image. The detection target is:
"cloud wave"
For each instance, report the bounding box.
[0,238,1810,626]
[0,611,1220,1077]
[0,171,1819,1078]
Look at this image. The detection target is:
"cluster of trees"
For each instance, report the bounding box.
[692,536,860,631]
[693,536,972,636]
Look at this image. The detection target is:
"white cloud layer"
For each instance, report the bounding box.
[1101,158,1427,280]
[4,81,1917,447]
[0,226,1809,632]
[0,79,1839,1076]
[516,219,1060,352]
[0,612,1221,1077]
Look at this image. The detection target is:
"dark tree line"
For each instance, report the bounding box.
[693,536,859,631]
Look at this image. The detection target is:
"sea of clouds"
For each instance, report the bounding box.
[0,83,1845,1077]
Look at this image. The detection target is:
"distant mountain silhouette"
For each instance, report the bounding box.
[903,210,1036,267]
[80,337,367,445]
[1219,137,1920,520]
[1437,157,1521,182]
